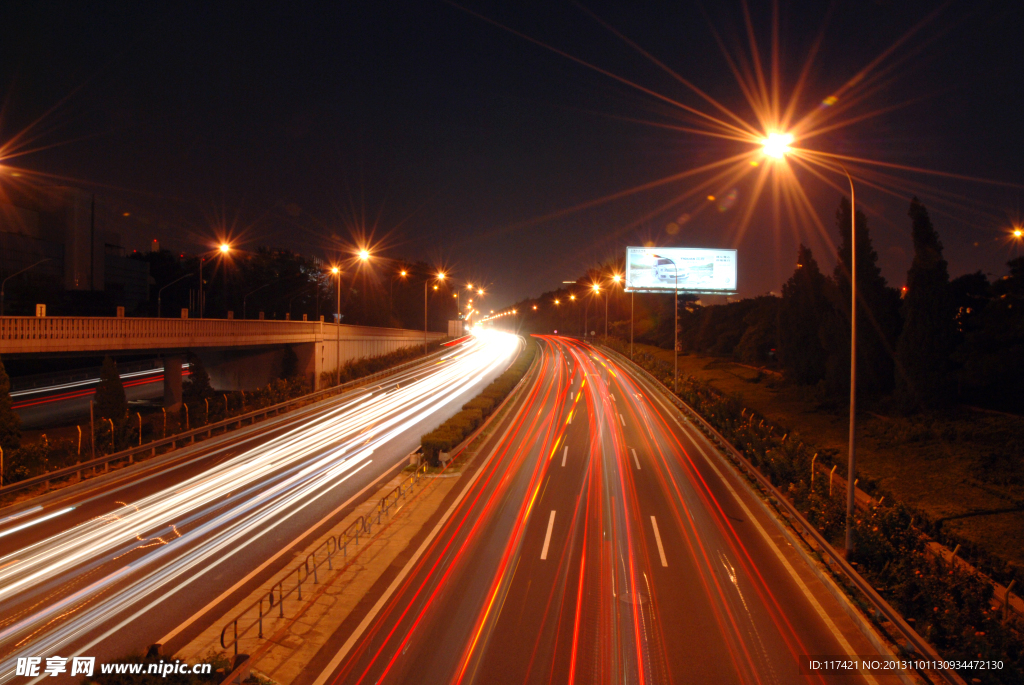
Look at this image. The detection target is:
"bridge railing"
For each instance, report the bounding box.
[0,316,438,353]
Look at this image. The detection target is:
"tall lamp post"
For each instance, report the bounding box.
[390,269,407,321]
[424,272,446,353]
[605,273,622,338]
[840,164,858,559]
[331,266,342,384]
[198,243,231,319]
[652,254,679,393]
[158,273,192,318]
[764,134,859,558]
[1,258,51,316]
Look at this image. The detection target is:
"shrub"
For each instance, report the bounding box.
[420,338,538,466]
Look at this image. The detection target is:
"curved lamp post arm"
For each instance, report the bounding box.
[839,163,858,559]
[156,273,193,318]
[1,258,52,316]
[242,282,273,320]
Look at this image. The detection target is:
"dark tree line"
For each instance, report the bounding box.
[131,249,459,332]
[676,197,1023,414]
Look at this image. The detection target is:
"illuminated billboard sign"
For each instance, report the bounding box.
[624,246,737,294]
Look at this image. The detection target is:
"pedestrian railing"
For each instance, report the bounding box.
[0,346,451,501]
[220,463,428,656]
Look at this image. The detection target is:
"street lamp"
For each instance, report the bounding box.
[604,273,622,338]
[390,269,407,322]
[425,271,445,353]
[331,266,342,383]
[651,254,679,392]
[198,243,231,318]
[1,258,52,316]
[763,132,859,559]
[157,272,192,318]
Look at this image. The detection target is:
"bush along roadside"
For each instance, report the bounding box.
[421,337,536,467]
[601,337,1024,684]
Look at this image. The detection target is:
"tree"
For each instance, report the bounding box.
[94,356,128,425]
[894,199,957,412]
[0,356,22,454]
[183,352,213,403]
[778,245,832,384]
[957,258,1024,412]
[820,198,902,402]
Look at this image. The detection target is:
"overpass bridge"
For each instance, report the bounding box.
[0,316,446,408]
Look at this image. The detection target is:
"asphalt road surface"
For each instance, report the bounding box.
[313,335,899,685]
[0,332,521,684]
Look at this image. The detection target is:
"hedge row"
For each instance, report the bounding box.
[421,338,536,466]
[602,337,1024,684]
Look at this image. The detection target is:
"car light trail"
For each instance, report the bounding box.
[0,332,519,682]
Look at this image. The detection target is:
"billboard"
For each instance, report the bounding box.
[624,246,737,294]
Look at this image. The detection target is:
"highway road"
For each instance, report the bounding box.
[11,363,175,430]
[313,335,900,685]
[0,332,521,684]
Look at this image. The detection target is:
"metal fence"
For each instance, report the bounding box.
[220,464,428,655]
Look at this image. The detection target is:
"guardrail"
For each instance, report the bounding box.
[599,344,965,685]
[0,345,453,501]
[219,463,428,656]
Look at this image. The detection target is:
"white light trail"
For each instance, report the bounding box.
[0,332,519,679]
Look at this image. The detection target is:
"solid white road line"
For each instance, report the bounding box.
[309,383,537,685]
[619,413,625,426]
[650,516,668,567]
[640,379,882,685]
[540,510,556,560]
[631,448,641,471]
[562,446,568,467]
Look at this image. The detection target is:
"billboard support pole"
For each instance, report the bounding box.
[622,290,630,360]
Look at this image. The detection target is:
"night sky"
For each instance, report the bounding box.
[2,0,1022,309]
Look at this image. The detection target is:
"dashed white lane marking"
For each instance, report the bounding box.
[631,448,641,470]
[619,413,625,427]
[650,516,668,567]
[562,446,568,467]
[541,510,557,560]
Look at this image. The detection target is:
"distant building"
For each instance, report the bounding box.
[0,184,150,315]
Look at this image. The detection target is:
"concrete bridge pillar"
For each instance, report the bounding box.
[163,354,184,410]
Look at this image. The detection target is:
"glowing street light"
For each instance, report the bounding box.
[358,249,371,261]
[762,129,860,558]
[424,271,447,353]
[761,131,793,159]
[219,243,231,254]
